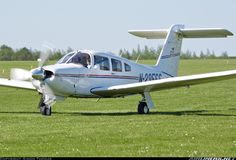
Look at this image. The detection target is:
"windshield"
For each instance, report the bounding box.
[57,52,75,64]
[67,52,91,68]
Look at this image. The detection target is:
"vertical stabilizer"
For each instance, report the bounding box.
[155,24,184,77]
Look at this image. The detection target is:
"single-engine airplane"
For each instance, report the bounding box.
[0,24,235,116]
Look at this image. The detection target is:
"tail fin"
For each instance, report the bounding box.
[155,24,184,77]
[129,24,233,77]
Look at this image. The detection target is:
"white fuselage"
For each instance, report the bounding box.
[37,50,172,98]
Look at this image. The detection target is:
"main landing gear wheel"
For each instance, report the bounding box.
[138,102,149,114]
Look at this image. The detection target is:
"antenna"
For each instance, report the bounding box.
[136,54,141,63]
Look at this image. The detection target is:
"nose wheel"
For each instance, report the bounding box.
[40,104,52,116]
[38,96,52,116]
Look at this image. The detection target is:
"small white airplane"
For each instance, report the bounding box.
[0,24,235,116]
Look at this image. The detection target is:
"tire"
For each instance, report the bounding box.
[40,105,46,115]
[40,105,51,116]
[45,106,51,116]
[138,102,149,114]
[38,96,52,116]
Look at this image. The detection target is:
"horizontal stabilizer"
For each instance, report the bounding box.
[128,29,168,39]
[181,28,233,38]
[129,27,233,39]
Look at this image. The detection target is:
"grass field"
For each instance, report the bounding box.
[0,59,236,157]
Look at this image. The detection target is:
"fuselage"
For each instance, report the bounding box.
[34,50,171,98]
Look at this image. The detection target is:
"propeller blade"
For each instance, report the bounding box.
[10,68,32,81]
[38,43,53,67]
[38,50,51,68]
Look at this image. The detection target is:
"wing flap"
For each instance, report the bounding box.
[91,70,236,97]
[0,78,35,90]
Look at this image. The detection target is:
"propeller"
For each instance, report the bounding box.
[10,68,32,81]
[10,43,55,97]
[10,43,53,81]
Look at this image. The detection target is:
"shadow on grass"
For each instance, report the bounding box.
[0,109,235,117]
[54,109,236,117]
[0,111,39,114]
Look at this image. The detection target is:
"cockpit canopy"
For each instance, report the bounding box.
[57,50,132,72]
[57,51,91,68]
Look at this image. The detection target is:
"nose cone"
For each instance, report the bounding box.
[31,68,45,80]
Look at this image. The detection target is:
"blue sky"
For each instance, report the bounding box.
[0,0,235,56]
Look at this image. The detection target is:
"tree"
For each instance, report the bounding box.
[210,50,216,59]
[200,51,205,59]
[31,50,40,61]
[221,51,228,58]
[13,47,33,61]
[0,45,14,60]
[181,50,192,59]
[67,47,73,53]
[121,49,131,59]
[50,50,63,60]
[193,51,198,59]
[206,48,211,58]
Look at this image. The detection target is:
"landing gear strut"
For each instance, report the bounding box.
[38,96,52,116]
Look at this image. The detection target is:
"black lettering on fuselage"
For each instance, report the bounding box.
[139,73,162,82]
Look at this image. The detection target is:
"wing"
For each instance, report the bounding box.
[0,78,35,90]
[91,70,236,97]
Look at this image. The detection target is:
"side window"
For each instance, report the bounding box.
[111,58,122,72]
[68,53,91,68]
[94,55,110,71]
[58,53,74,64]
[124,63,131,72]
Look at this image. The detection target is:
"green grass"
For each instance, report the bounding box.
[0,59,236,157]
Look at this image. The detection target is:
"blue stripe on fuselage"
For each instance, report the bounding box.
[55,74,139,80]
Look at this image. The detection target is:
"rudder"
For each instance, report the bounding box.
[155,24,184,77]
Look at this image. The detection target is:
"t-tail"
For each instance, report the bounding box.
[129,24,233,77]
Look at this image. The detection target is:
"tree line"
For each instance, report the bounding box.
[120,45,231,60]
[0,44,232,61]
[0,44,69,61]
